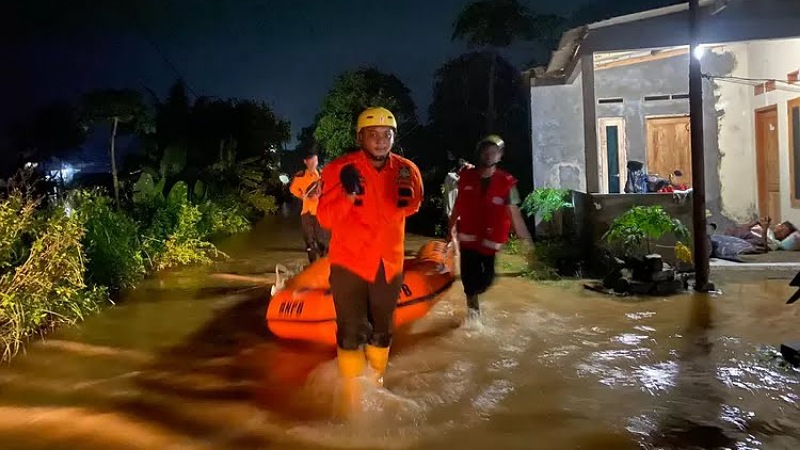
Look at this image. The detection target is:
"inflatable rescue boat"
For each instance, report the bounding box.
[265,240,455,347]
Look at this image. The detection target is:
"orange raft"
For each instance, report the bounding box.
[265,240,456,347]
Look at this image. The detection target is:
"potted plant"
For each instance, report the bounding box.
[601,205,690,295]
[603,205,688,256]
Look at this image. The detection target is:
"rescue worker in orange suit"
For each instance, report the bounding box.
[317,107,423,414]
[289,147,329,263]
[447,135,532,322]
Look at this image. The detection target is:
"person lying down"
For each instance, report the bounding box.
[711,218,800,262]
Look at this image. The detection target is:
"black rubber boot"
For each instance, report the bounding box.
[306,247,318,263]
[467,295,480,320]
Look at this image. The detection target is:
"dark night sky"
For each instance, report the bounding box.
[3,0,596,152]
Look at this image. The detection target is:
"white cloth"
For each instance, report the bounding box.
[443,172,459,217]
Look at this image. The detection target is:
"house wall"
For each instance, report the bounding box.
[531,53,725,222]
[595,53,690,165]
[748,38,800,226]
[530,73,586,191]
[706,43,757,223]
[710,38,800,226]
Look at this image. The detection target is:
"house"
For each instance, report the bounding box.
[528,0,800,227]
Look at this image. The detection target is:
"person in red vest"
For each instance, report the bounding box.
[317,106,424,415]
[447,135,532,321]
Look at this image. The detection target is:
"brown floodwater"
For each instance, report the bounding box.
[1,215,799,450]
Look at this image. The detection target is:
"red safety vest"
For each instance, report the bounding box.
[455,168,516,255]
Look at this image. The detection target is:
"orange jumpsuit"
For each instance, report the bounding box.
[317,150,423,349]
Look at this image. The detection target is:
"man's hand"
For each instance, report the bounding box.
[340,164,363,195]
[304,180,321,199]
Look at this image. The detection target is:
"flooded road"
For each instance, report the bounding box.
[1,215,799,449]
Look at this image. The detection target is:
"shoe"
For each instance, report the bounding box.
[364,345,390,387]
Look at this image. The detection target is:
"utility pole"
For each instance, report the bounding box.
[689,0,712,291]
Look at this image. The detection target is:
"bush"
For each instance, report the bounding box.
[521,188,572,222]
[0,169,271,362]
[0,201,107,361]
[243,191,278,215]
[70,189,145,291]
[134,194,226,271]
[198,197,250,237]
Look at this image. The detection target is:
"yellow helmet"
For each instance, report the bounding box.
[477,134,505,151]
[356,107,398,133]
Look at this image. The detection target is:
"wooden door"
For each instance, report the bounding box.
[756,107,781,221]
[646,116,692,185]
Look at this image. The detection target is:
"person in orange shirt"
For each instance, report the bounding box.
[289,147,329,263]
[317,107,423,413]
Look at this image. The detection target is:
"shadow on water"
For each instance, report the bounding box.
[647,293,739,449]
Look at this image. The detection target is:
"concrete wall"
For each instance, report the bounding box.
[595,54,690,164]
[530,73,586,191]
[585,193,695,270]
[707,43,757,223]
[748,38,800,226]
[710,37,800,226]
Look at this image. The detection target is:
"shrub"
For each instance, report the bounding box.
[198,195,252,238]
[0,193,38,271]
[70,189,145,291]
[243,191,278,215]
[521,188,572,222]
[0,204,107,361]
[143,200,226,271]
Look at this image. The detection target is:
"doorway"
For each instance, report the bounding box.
[755,106,781,221]
[646,115,692,185]
[597,117,627,194]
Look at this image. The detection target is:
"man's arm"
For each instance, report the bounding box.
[316,163,354,230]
[401,162,424,217]
[288,171,306,200]
[508,186,532,242]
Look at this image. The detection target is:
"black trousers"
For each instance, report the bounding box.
[460,248,496,310]
[300,213,329,262]
[330,263,403,350]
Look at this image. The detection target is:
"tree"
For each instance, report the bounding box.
[428,51,532,192]
[452,0,563,131]
[80,89,153,206]
[154,79,191,155]
[313,68,418,159]
[188,97,290,170]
